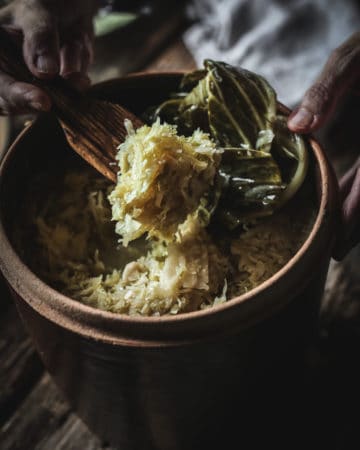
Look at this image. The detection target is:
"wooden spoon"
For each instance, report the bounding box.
[0,27,144,183]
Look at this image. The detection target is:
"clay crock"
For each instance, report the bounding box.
[0,73,339,449]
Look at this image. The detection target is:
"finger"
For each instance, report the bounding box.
[60,38,92,91]
[80,30,94,73]
[333,166,360,259]
[288,32,360,133]
[342,167,360,236]
[60,33,93,77]
[60,22,93,91]
[60,15,94,75]
[339,157,360,199]
[13,5,60,78]
[0,72,51,114]
[23,24,60,78]
[60,40,82,76]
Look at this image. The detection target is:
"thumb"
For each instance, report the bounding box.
[13,5,60,79]
[288,32,360,134]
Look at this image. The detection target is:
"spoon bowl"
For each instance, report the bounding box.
[0,26,143,182]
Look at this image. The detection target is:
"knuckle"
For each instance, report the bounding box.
[304,82,332,112]
[0,98,10,115]
[0,94,22,114]
[331,47,354,73]
[30,26,56,48]
[1,79,33,111]
[14,1,55,31]
[7,85,24,107]
[328,37,360,82]
[0,75,15,99]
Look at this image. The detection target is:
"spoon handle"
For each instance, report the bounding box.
[0,26,143,183]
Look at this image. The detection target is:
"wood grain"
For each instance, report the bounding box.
[90,3,189,83]
[145,39,197,72]
[0,27,144,183]
[0,305,43,427]
[55,94,143,183]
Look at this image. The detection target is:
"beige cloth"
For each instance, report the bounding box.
[184,0,360,106]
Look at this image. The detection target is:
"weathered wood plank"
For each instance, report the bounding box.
[0,304,44,426]
[0,373,116,450]
[90,4,189,83]
[1,374,72,450]
[36,413,104,450]
[144,38,197,72]
[320,95,360,335]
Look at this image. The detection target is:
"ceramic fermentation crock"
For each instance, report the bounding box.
[0,74,339,450]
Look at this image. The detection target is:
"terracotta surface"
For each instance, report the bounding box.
[0,74,339,449]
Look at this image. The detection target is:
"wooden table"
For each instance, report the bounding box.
[1,11,360,450]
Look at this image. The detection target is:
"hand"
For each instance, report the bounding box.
[287,32,360,259]
[0,0,98,115]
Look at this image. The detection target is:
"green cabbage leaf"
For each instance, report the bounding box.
[149,60,308,228]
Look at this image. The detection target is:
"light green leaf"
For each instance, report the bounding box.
[94,12,136,37]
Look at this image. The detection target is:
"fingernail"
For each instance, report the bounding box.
[36,54,59,74]
[288,107,314,131]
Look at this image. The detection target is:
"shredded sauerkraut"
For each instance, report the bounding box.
[17,122,314,316]
[23,167,229,315]
[109,119,221,246]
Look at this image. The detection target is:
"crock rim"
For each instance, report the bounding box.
[0,71,336,345]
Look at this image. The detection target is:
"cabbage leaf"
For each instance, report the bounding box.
[150,60,308,227]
